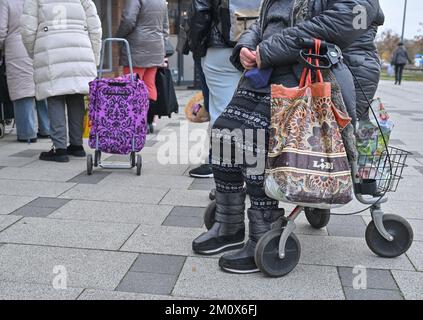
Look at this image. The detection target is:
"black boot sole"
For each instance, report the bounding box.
[193,241,245,256]
[220,266,260,274]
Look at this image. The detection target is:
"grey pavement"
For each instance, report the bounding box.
[0,81,422,300]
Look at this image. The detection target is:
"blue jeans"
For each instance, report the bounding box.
[13,98,50,140]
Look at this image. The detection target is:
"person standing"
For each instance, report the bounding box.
[391,42,412,85]
[21,0,102,162]
[186,0,248,179]
[116,0,169,132]
[0,0,50,143]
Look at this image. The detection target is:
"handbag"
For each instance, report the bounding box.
[0,55,14,120]
[149,68,179,118]
[265,39,353,209]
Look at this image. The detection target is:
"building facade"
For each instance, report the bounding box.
[94,0,195,85]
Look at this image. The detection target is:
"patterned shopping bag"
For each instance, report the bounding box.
[265,40,353,209]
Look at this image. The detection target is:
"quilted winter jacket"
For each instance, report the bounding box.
[20,0,102,101]
[115,0,168,68]
[343,2,385,120]
[0,0,36,101]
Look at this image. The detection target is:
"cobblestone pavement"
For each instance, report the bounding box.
[0,80,422,300]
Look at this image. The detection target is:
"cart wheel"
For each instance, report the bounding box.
[0,123,4,139]
[255,229,301,278]
[130,152,136,168]
[87,155,93,175]
[305,207,331,229]
[204,200,217,230]
[365,214,413,258]
[94,150,101,167]
[136,155,142,176]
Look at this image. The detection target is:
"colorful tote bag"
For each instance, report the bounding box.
[265,40,353,209]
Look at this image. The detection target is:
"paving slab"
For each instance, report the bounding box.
[342,287,403,300]
[0,167,82,182]
[131,254,186,275]
[11,206,57,218]
[406,241,423,271]
[49,200,172,225]
[27,197,71,209]
[173,257,344,300]
[9,149,46,158]
[391,270,423,300]
[67,172,111,184]
[0,217,138,250]
[78,289,182,300]
[160,190,210,207]
[121,225,202,256]
[0,244,137,290]
[0,195,36,215]
[0,179,75,198]
[0,281,83,300]
[298,235,415,271]
[59,184,169,205]
[338,267,398,290]
[100,173,194,190]
[163,215,204,228]
[0,215,21,232]
[116,272,178,295]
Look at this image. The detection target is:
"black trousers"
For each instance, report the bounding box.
[395,64,406,84]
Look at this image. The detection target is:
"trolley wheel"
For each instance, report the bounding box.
[87,155,93,176]
[130,152,136,168]
[94,150,101,167]
[136,155,142,176]
[255,229,301,278]
[204,200,217,230]
[305,207,331,229]
[365,214,413,258]
[0,123,4,139]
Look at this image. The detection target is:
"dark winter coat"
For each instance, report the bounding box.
[187,0,234,58]
[392,46,412,66]
[343,2,385,120]
[230,0,382,123]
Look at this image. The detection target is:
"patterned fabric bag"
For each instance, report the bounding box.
[88,75,149,155]
[265,40,353,209]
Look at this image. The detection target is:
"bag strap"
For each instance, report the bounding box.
[299,38,324,87]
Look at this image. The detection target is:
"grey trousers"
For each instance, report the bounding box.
[47,94,85,149]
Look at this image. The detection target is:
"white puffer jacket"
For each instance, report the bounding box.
[21,0,102,100]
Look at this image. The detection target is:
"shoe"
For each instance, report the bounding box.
[37,132,51,139]
[189,164,213,178]
[219,208,285,274]
[192,191,246,255]
[39,148,69,163]
[17,138,37,143]
[67,145,86,157]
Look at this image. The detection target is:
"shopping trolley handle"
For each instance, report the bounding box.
[296,37,343,71]
[98,38,135,82]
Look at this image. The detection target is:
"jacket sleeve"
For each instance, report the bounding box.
[259,0,379,69]
[115,0,141,38]
[0,0,9,51]
[81,0,102,66]
[21,0,39,59]
[231,20,262,71]
[187,0,212,52]
[163,6,170,43]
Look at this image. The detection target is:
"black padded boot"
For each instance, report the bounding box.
[192,191,246,255]
[219,208,285,274]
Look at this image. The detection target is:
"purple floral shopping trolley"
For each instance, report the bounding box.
[87,38,149,176]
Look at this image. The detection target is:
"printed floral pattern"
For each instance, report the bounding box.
[88,76,149,155]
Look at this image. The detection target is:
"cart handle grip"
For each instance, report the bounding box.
[98,38,135,82]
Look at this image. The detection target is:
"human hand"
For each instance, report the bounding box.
[240,47,257,70]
